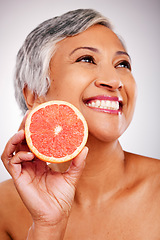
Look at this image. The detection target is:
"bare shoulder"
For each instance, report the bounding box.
[124,151,160,181]
[0,178,17,200]
[0,179,19,225]
[0,178,22,211]
[125,151,160,168]
[0,179,32,239]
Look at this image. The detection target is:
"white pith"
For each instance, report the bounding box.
[54,125,62,135]
[85,100,119,110]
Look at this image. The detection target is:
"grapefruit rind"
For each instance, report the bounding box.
[25,101,88,163]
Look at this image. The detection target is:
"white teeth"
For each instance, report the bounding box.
[112,101,119,109]
[95,100,101,107]
[101,100,106,107]
[86,100,119,110]
[106,100,112,109]
[91,101,96,107]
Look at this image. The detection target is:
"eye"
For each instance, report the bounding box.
[76,55,96,64]
[116,60,131,71]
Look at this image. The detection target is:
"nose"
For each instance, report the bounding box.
[94,71,123,91]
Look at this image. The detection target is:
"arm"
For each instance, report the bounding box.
[1,116,88,240]
[26,221,67,240]
[0,218,11,240]
[0,231,11,240]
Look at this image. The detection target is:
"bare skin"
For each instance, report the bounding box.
[1,25,160,239]
[1,150,160,239]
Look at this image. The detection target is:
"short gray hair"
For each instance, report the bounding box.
[14,9,112,114]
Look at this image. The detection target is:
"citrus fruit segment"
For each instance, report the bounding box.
[25,101,88,163]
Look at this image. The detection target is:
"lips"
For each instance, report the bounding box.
[84,95,123,114]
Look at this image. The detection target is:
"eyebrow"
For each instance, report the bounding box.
[115,51,131,60]
[69,47,131,61]
[69,46,99,56]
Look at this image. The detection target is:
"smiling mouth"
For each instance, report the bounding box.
[84,96,123,114]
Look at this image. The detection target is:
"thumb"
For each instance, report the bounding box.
[63,147,88,186]
[18,110,30,131]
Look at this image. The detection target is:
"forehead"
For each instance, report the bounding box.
[55,24,125,53]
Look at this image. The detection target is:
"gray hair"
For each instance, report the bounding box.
[14,9,112,114]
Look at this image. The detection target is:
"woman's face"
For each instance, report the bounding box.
[45,25,137,142]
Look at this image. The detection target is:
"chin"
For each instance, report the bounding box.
[88,126,126,143]
[86,113,132,143]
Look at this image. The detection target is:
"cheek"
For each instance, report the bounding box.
[128,79,137,106]
[45,73,88,104]
[50,66,94,95]
[123,73,137,100]
[125,78,137,121]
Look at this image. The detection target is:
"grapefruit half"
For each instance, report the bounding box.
[25,101,88,163]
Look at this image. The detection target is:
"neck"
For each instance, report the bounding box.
[74,134,126,205]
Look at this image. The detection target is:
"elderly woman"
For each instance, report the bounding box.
[1,9,160,240]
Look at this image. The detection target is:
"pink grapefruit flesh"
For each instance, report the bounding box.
[25,101,88,163]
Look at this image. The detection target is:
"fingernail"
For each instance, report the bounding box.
[26,152,34,158]
[83,146,89,158]
[27,152,34,155]
[17,129,24,134]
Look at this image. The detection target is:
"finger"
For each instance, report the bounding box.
[63,147,88,186]
[8,151,34,180]
[71,146,88,168]
[1,130,25,168]
[18,110,30,131]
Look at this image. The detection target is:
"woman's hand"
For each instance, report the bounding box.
[1,114,88,239]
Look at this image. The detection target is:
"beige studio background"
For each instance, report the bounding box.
[0,0,160,182]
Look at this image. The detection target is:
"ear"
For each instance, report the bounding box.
[23,86,45,109]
